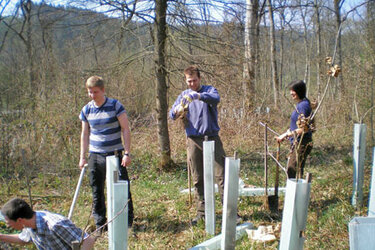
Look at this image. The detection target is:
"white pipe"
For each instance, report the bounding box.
[190,223,253,250]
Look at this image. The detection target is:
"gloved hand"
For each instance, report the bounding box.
[173,104,185,118]
[182,91,200,106]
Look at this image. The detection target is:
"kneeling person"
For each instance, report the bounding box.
[0,198,95,250]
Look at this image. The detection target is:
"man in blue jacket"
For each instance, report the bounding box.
[170,66,226,225]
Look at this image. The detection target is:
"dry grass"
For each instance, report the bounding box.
[0,100,374,249]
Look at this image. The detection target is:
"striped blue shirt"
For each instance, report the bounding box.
[18,211,86,250]
[79,97,126,153]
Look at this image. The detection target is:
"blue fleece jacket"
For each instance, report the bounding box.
[170,85,220,137]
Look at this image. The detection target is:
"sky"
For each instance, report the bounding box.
[0,0,369,20]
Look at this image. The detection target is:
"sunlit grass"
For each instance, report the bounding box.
[0,122,373,249]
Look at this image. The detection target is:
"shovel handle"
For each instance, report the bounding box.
[68,164,88,220]
[275,142,280,195]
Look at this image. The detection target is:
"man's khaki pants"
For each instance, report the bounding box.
[187,136,226,216]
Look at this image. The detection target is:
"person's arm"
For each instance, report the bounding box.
[118,112,131,167]
[198,86,220,105]
[276,129,291,143]
[79,121,89,169]
[0,233,29,245]
[276,128,304,143]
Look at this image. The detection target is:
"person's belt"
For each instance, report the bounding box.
[188,135,218,139]
[92,151,122,156]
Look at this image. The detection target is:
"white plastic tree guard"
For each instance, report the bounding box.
[349,217,375,249]
[189,222,253,250]
[221,157,240,249]
[106,155,117,249]
[106,155,128,250]
[181,182,286,196]
[279,176,312,250]
[203,140,216,235]
[113,180,128,250]
[368,148,375,217]
[239,187,286,196]
[352,124,366,207]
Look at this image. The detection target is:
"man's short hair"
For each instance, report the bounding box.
[86,76,105,89]
[184,65,200,78]
[1,198,35,221]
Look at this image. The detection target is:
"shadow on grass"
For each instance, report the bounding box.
[249,209,282,223]
[310,197,341,218]
[132,214,190,234]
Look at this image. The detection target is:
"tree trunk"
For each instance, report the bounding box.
[267,0,279,108]
[368,1,375,146]
[314,0,322,100]
[300,3,310,88]
[22,0,37,107]
[334,0,344,97]
[243,0,259,111]
[154,0,173,169]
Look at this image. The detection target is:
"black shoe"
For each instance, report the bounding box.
[191,214,204,226]
[128,217,134,228]
[236,214,243,225]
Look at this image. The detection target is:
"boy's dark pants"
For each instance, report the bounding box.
[88,152,134,227]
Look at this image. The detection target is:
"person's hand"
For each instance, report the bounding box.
[121,154,131,167]
[79,158,87,170]
[275,130,293,143]
[173,104,185,118]
[182,91,200,106]
[187,91,200,101]
[275,135,284,143]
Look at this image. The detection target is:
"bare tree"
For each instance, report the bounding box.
[334,0,344,97]
[243,0,260,110]
[367,0,375,146]
[0,0,15,54]
[314,0,322,99]
[298,0,312,87]
[154,0,173,169]
[267,0,280,107]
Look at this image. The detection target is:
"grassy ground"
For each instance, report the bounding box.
[0,124,373,249]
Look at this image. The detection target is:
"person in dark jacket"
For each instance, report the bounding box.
[276,80,313,179]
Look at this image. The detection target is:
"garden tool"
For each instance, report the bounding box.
[268,142,280,213]
[68,163,87,220]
